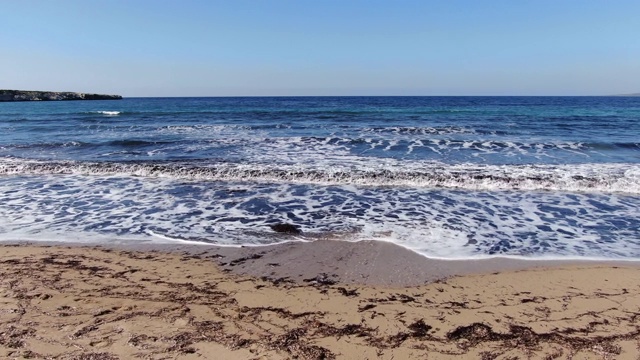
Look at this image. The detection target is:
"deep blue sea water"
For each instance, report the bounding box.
[1,96,639,259]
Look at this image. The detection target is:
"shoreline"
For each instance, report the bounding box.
[4,239,640,287]
[1,241,639,359]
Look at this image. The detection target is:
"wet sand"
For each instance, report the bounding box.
[1,242,640,359]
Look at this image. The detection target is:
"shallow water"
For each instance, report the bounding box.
[1,97,639,259]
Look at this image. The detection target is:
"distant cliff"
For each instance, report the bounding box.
[0,90,122,102]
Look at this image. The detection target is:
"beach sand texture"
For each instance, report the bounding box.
[1,244,640,359]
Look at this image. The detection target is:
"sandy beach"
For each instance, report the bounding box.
[1,242,640,359]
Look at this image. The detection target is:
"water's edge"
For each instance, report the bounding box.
[5,239,639,287]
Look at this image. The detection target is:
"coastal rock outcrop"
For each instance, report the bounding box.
[0,90,122,102]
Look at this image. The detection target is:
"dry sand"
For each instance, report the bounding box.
[1,243,640,359]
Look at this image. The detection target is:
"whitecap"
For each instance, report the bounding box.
[1,158,639,194]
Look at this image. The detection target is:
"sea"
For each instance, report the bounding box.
[1,96,639,260]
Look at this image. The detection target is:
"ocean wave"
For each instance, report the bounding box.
[1,141,88,149]
[94,111,121,116]
[588,142,640,150]
[156,124,252,133]
[2,168,639,259]
[362,126,476,135]
[69,107,481,118]
[1,158,639,194]
[106,139,175,147]
[0,139,179,150]
[2,136,637,161]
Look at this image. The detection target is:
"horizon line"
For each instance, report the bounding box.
[120,93,640,98]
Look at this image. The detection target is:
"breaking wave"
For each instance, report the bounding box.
[4,136,636,154]
[95,111,121,116]
[1,158,638,194]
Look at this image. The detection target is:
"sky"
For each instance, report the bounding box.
[1,0,639,97]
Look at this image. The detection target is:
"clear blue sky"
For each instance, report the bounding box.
[1,0,639,96]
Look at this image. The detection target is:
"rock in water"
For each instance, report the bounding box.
[270,223,302,234]
[0,90,122,102]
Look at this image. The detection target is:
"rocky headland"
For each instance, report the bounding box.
[0,90,122,102]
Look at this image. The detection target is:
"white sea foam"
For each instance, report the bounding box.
[95,111,121,116]
[157,124,251,135]
[0,157,639,194]
[0,174,638,259]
